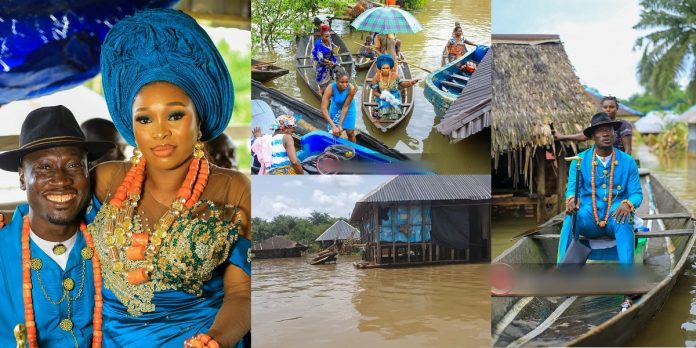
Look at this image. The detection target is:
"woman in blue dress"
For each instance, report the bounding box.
[94,9,250,348]
[320,67,357,143]
[312,29,339,96]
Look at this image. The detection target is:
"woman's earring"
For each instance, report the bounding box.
[130,147,142,164]
[193,141,205,159]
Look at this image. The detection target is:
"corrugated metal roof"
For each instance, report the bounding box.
[315,220,359,241]
[680,104,696,123]
[358,175,490,202]
[349,175,491,222]
[252,236,308,251]
[438,50,492,142]
[583,87,644,117]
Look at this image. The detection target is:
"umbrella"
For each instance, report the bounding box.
[351,7,423,34]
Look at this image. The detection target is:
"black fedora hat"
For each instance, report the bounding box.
[582,112,623,138]
[0,105,115,172]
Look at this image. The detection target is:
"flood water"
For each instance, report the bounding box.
[627,145,696,346]
[492,144,696,346]
[253,0,491,174]
[252,255,490,347]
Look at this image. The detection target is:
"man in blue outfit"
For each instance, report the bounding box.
[557,112,643,265]
[0,105,113,347]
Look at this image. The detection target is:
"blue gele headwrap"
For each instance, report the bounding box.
[375,54,395,69]
[100,8,233,146]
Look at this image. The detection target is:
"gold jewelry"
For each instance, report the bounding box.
[130,147,142,165]
[193,141,205,158]
[52,243,67,255]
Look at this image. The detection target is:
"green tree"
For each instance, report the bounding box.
[252,0,319,47]
[633,0,696,103]
[623,83,692,114]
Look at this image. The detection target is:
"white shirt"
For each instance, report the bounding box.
[596,154,611,167]
[30,229,78,270]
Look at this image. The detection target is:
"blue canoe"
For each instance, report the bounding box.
[297,131,429,174]
[423,45,489,115]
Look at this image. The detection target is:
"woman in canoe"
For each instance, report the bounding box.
[312,26,339,96]
[369,54,420,120]
[321,67,357,143]
[446,26,477,64]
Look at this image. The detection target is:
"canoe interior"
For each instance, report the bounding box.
[295,33,355,100]
[360,55,414,132]
[424,47,486,115]
[251,59,289,82]
[492,173,696,347]
[251,80,407,161]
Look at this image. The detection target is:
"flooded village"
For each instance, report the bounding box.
[251,175,491,347]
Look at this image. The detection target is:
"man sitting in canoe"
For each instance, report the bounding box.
[557,112,642,265]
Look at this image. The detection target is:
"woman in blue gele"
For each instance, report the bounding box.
[94,8,250,348]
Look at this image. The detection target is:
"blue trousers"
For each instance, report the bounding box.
[558,207,635,264]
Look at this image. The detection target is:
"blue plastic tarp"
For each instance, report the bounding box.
[0,0,178,104]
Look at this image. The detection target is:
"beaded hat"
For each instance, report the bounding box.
[100,8,233,146]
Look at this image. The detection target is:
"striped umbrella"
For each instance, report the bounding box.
[351,7,423,34]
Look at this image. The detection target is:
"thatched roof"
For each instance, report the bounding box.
[492,34,594,153]
[492,34,595,185]
[584,87,644,117]
[315,220,359,241]
[437,51,492,142]
[252,236,308,251]
[350,175,490,221]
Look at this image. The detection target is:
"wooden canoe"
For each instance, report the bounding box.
[424,45,489,115]
[491,170,696,347]
[355,54,374,70]
[295,33,355,100]
[251,59,289,82]
[310,252,337,265]
[251,80,407,161]
[360,55,414,132]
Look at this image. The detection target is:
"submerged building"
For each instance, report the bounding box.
[315,220,360,250]
[350,175,491,267]
[252,236,309,259]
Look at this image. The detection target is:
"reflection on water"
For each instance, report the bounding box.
[627,145,696,346]
[252,255,490,347]
[491,216,537,258]
[254,0,491,173]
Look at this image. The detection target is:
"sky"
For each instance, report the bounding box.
[493,0,645,99]
[252,175,394,220]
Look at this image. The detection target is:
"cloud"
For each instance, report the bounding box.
[282,179,304,188]
[253,194,312,220]
[311,175,365,188]
[311,189,363,217]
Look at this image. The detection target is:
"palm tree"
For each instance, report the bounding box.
[633,0,696,103]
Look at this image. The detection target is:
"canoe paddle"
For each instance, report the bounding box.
[510,226,542,240]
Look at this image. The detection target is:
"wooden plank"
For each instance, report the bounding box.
[296,61,354,69]
[494,282,659,297]
[530,229,695,240]
[441,80,466,89]
[363,102,413,107]
[638,213,693,220]
[451,74,470,82]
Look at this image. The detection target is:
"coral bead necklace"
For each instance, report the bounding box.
[104,146,209,285]
[21,216,103,348]
[591,148,616,228]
